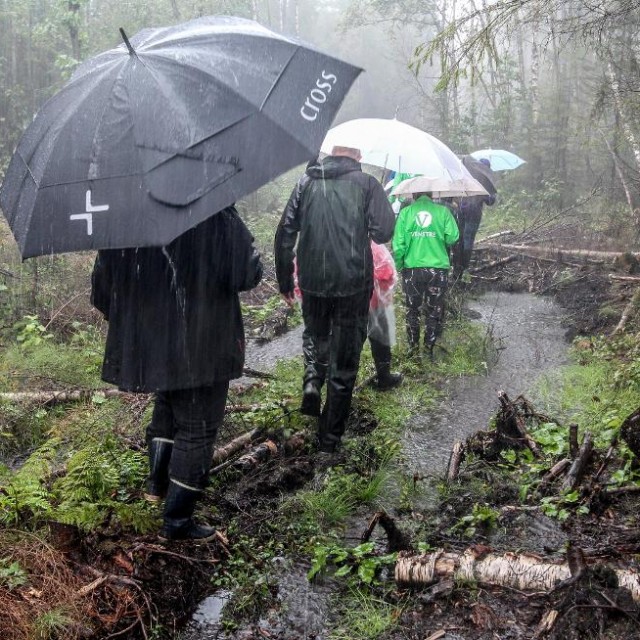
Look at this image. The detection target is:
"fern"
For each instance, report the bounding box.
[0,436,156,533]
[52,440,154,532]
[0,439,58,526]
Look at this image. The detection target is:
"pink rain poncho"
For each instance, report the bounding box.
[294,241,397,346]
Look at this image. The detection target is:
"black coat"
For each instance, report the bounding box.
[274,156,395,297]
[91,207,262,392]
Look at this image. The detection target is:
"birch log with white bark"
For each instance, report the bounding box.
[395,549,640,600]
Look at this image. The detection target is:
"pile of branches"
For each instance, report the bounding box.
[467,230,640,335]
[390,393,640,637]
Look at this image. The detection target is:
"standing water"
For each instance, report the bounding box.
[402,291,569,474]
[184,291,570,638]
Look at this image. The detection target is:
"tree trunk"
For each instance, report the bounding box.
[395,549,640,601]
[607,61,640,172]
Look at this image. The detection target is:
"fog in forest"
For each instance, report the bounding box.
[3,0,640,230]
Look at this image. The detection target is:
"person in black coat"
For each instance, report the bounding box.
[91,206,262,541]
[274,147,395,456]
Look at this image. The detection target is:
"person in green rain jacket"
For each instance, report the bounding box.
[392,193,459,358]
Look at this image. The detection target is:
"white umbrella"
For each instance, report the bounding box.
[321,118,471,180]
[391,175,489,199]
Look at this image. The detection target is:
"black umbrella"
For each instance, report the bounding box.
[461,155,497,196]
[1,16,361,258]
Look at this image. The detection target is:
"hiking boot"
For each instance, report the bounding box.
[301,381,321,417]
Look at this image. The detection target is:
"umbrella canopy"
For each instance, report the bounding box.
[320,118,473,180]
[0,16,361,258]
[390,175,489,199]
[470,149,525,171]
[461,155,497,195]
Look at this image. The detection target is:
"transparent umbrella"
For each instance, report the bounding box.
[321,118,472,180]
[470,149,525,171]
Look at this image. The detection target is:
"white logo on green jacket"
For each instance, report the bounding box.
[416,211,432,228]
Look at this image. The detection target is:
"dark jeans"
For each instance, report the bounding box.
[302,290,370,451]
[146,382,229,490]
[401,268,448,348]
[459,208,483,272]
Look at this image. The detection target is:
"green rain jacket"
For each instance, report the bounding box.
[392,195,460,270]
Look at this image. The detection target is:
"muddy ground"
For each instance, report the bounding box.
[3,250,639,640]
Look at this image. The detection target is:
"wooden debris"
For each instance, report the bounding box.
[394,548,640,601]
[361,510,410,552]
[469,255,517,274]
[231,439,279,471]
[561,432,594,492]
[539,458,571,491]
[533,609,559,638]
[612,288,640,335]
[446,441,465,482]
[496,391,540,458]
[0,389,125,404]
[620,406,640,461]
[480,243,640,262]
[212,429,260,465]
[475,230,515,244]
[609,273,640,282]
[569,423,579,459]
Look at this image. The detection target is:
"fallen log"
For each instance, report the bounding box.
[475,230,515,244]
[538,458,571,492]
[469,255,518,274]
[0,390,282,415]
[211,428,261,465]
[0,389,125,404]
[612,288,640,335]
[231,439,279,471]
[395,549,640,601]
[609,274,640,282]
[481,243,640,262]
[561,432,594,492]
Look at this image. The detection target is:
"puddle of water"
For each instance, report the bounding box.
[179,590,232,638]
[403,291,570,474]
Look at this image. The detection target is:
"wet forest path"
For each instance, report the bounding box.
[182,290,571,639]
[403,290,569,474]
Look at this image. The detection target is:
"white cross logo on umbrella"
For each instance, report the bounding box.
[70,190,109,236]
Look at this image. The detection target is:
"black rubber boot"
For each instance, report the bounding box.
[301,329,328,417]
[301,381,321,416]
[370,338,403,391]
[159,482,217,542]
[144,439,173,503]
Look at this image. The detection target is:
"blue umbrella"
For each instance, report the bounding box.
[470,149,525,171]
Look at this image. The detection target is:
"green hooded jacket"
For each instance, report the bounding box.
[392,195,460,270]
